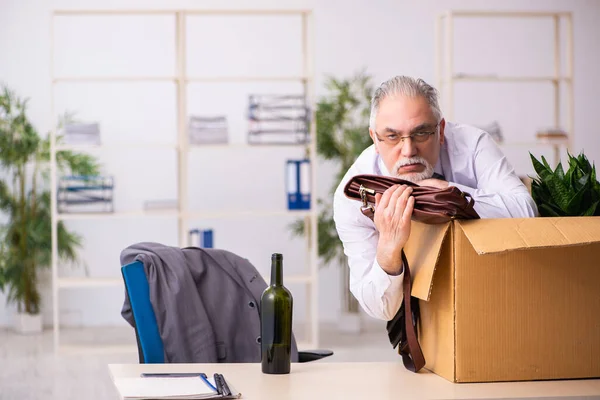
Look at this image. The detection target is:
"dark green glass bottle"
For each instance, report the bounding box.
[260,253,293,374]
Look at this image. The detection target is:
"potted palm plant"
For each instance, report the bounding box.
[291,70,374,333]
[0,84,100,333]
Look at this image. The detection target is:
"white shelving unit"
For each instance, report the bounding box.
[50,9,318,353]
[435,10,574,167]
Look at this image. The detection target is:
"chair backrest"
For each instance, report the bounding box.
[121,261,165,363]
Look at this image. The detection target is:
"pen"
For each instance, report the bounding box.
[199,373,218,392]
[213,373,223,395]
[217,373,232,397]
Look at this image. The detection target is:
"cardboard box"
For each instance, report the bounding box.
[404,217,600,383]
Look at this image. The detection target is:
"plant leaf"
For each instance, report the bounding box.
[538,203,563,217]
[530,153,552,181]
[554,161,565,180]
[583,201,599,216]
[565,181,588,215]
[544,175,571,212]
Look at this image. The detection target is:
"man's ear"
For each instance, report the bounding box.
[438,118,446,146]
[369,129,379,154]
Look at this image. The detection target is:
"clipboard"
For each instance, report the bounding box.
[113,372,241,399]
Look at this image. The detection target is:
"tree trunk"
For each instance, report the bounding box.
[18,164,34,314]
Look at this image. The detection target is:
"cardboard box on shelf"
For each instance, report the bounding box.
[404,217,600,383]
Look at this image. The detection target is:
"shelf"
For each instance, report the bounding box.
[56,143,178,151]
[51,8,320,352]
[56,143,311,152]
[188,143,309,150]
[184,9,311,15]
[54,9,311,16]
[53,76,312,84]
[56,209,314,221]
[53,76,177,83]
[497,141,568,147]
[57,274,311,290]
[54,9,176,16]
[185,209,313,219]
[55,143,310,151]
[446,11,570,18]
[186,75,310,83]
[57,210,180,221]
[57,277,123,288]
[445,75,572,83]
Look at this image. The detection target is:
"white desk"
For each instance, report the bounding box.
[108,362,600,399]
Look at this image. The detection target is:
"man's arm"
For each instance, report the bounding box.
[333,184,413,321]
[422,133,538,218]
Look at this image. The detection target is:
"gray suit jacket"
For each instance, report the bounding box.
[120,242,299,363]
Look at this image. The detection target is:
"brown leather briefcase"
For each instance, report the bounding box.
[344,174,480,372]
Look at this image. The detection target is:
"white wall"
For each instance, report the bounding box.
[0,0,599,330]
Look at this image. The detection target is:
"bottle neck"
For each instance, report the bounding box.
[271,255,283,286]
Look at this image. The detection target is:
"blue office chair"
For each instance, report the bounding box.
[121,260,332,364]
[121,260,165,363]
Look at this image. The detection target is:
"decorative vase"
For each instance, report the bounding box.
[14,312,42,334]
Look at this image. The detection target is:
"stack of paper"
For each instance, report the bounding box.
[57,175,114,213]
[113,376,240,399]
[188,115,229,145]
[63,122,101,145]
[247,94,310,145]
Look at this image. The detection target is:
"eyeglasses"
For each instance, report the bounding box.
[374,122,440,147]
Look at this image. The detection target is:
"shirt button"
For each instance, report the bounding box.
[256,336,261,344]
[248,301,255,308]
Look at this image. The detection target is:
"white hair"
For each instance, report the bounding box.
[369,76,442,131]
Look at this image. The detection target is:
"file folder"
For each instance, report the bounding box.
[286,159,311,210]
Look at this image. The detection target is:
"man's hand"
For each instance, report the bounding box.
[373,184,415,275]
[417,178,449,189]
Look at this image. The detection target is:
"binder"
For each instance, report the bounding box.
[113,372,241,399]
[202,229,214,248]
[188,229,214,248]
[286,159,311,210]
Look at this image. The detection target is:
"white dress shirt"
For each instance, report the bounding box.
[332,121,538,321]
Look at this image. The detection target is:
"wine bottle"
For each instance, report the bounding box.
[260,253,293,374]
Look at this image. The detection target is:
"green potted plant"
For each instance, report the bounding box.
[291,70,374,332]
[529,151,600,217]
[0,84,100,333]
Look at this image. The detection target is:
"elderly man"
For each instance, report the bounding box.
[332,75,538,321]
